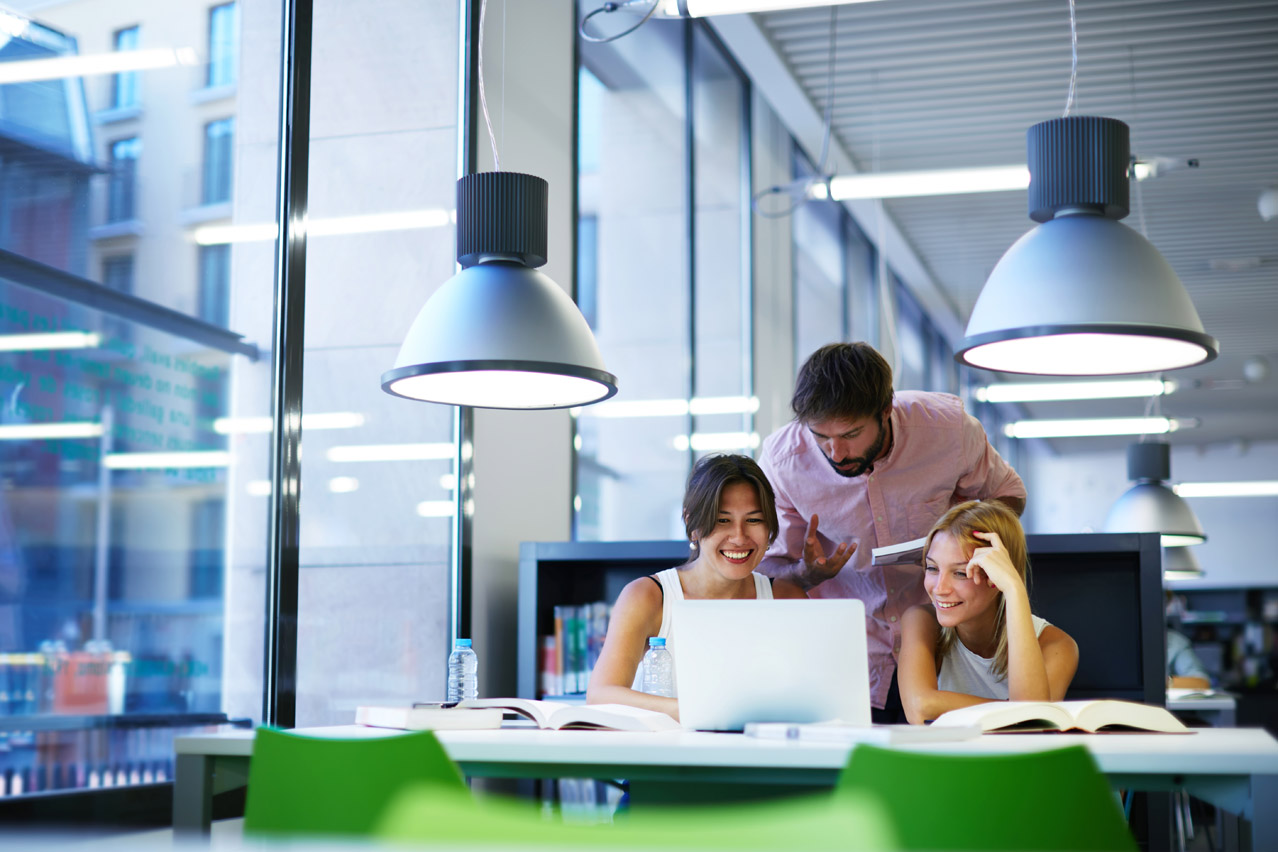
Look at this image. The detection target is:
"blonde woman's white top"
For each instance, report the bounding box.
[936,614,1049,699]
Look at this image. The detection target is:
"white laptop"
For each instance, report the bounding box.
[672,599,872,731]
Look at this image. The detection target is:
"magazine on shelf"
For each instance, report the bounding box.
[448,698,680,732]
[870,537,927,567]
[931,699,1193,734]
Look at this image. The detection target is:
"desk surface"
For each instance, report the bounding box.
[176,724,1278,777]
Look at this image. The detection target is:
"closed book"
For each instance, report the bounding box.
[457,698,680,732]
[931,699,1193,734]
[870,537,927,567]
[355,705,503,731]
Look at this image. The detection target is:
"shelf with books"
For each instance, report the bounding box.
[517,540,689,699]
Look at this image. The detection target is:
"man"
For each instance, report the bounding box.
[759,343,1026,722]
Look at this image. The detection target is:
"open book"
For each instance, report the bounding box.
[356,705,503,731]
[454,698,681,732]
[932,699,1192,734]
[871,537,927,567]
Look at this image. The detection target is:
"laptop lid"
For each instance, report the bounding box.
[672,599,871,731]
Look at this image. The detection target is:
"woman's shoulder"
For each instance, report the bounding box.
[617,575,666,610]
[902,604,940,633]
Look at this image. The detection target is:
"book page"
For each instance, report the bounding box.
[558,703,680,732]
[1061,700,1191,734]
[932,701,1072,732]
[458,698,571,728]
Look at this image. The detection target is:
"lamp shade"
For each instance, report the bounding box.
[957,116,1218,376]
[381,173,617,409]
[1103,442,1205,547]
[1163,546,1204,580]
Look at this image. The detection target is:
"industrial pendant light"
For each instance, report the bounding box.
[956,116,1218,375]
[1162,546,1203,581]
[381,172,617,409]
[1104,441,1205,547]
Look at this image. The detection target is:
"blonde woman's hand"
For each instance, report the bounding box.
[965,531,1022,593]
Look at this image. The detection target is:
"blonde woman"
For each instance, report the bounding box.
[898,500,1078,724]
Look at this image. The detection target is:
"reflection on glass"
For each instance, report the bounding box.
[206,2,237,88]
[0,0,274,798]
[793,145,845,364]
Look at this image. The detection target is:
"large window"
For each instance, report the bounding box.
[201,117,233,204]
[792,147,845,364]
[0,0,275,804]
[206,2,238,88]
[112,26,140,109]
[106,137,141,223]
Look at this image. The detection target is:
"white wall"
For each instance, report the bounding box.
[1023,440,1278,589]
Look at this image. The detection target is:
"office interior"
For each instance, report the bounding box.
[0,0,1275,841]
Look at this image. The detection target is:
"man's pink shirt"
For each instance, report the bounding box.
[758,391,1026,708]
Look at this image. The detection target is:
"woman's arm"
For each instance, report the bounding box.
[1038,625,1079,701]
[966,531,1054,702]
[585,578,680,719]
[771,577,809,599]
[898,606,995,724]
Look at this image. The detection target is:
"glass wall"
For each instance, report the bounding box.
[792,146,844,365]
[0,0,275,796]
[290,0,459,725]
[574,16,692,541]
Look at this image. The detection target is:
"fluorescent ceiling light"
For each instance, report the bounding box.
[0,47,198,85]
[1174,481,1278,498]
[1002,417,1183,439]
[660,0,884,17]
[326,442,455,463]
[0,422,103,440]
[0,331,101,352]
[416,500,456,518]
[672,432,761,452]
[192,209,452,245]
[580,396,759,419]
[328,476,359,494]
[246,480,272,497]
[104,451,230,469]
[975,379,1176,403]
[813,166,1029,201]
[213,412,365,434]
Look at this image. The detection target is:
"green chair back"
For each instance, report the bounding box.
[836,743,1136,851]
[377,784,899,850]
[242,727,468,837]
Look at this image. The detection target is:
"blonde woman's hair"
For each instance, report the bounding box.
[923,500,1030,681]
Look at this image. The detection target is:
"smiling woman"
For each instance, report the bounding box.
[585,454,806,720]
[897,500,1079,725]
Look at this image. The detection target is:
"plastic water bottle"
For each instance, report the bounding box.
[641,637,674,697]
[447,639,478,702]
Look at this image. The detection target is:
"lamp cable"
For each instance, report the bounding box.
[1062,0,1077,117]
[478,0,500,170]
[580,0,661,44]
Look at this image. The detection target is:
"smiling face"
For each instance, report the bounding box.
[693,480,771,582]
[923,530,1002,632]
[806,412,890,478]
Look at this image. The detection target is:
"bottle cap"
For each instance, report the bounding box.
[648,637,665,647]
[455,638,472,648]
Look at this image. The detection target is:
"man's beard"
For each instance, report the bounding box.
[823,419,889,479]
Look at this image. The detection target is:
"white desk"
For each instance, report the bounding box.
[175,725,1278,849]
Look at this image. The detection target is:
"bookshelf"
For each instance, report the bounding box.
[516,540,689,699]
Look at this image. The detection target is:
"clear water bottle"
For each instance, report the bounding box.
[446,639,478,703]
[641,637,674,697]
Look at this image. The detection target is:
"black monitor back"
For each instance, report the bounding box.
[1025,532,1165,705]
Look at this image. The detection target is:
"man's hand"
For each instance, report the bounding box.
[800,513,856,588]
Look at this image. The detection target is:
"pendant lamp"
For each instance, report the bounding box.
[1162,546,1203,581]
[957,116,1218,376]
[382,172,617,409]
[1104,441,1205,547]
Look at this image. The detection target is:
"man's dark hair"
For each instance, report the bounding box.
[683,454,779,555]
[791,342,894,423]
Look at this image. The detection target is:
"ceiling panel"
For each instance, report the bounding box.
[746,0,1278,454]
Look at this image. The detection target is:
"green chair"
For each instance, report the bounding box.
[242,727,468,837]
[377,784,900,850]
[836,743,1137,851]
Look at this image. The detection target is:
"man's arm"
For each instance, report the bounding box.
[956,409,1027,514]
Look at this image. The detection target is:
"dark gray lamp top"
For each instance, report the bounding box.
[456,171,549,269]
[1028,116,1130,223]
[1127,441,1171,482]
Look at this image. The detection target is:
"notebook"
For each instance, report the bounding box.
[672,599,871,731]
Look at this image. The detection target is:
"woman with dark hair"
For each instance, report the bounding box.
[586,454,806,720]
[898,500,1078,724]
